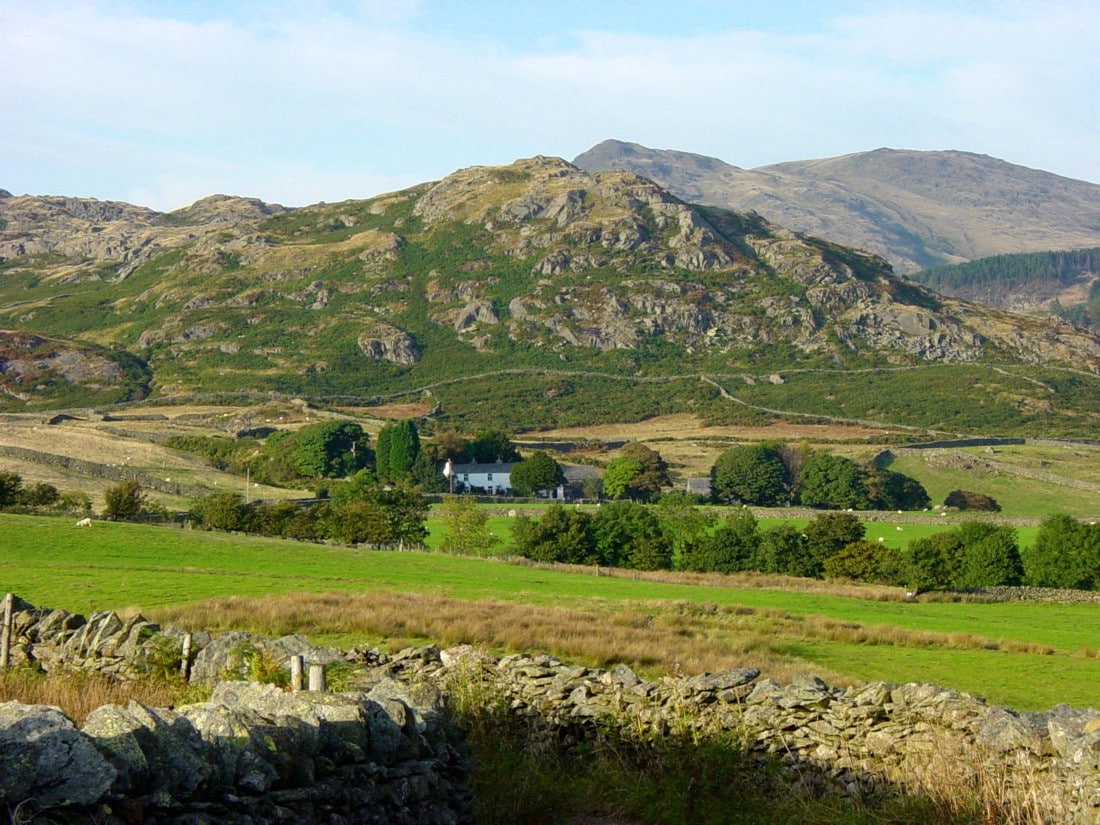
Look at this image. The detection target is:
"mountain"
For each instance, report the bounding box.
[573,140,1100,276]
[1,158,1098,435]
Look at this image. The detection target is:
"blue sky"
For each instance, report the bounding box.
[3,1,1098,211]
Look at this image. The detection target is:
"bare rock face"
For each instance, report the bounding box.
[357,322,420,364]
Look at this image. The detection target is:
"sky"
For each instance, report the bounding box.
[3,0,1099,211]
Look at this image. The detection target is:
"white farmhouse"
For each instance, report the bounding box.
[445,461,516,495]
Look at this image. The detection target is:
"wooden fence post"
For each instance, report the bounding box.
[1,593,14,670]
[179,633,192,681]
[290,655,305,692]
[308,663,326,693]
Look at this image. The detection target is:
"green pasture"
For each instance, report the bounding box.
[3,513,1097,710]
[887,453,1100,519]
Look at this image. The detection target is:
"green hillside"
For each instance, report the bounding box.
[1,158,1099,435]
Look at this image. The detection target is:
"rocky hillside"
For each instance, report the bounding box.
[1,160,1098,432]
[573,140,1100,276]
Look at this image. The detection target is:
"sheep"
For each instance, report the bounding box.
[75,517,93,527]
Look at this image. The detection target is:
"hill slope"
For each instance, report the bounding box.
[573,140,1100,275]
[1,158,1098,434]
[913,248,1100,322]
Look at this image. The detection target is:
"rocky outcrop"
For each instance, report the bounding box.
[357,322,420,365]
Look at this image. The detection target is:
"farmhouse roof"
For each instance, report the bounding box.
[448,462,516,474]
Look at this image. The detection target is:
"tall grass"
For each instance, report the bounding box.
[0,667,207,725]
[149,591,1074,705]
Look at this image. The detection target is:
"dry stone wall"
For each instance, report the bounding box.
[374,646,1100,824]
[2,597,1099,823]
[0,598,472,824]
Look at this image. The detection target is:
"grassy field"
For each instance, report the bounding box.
[3,513,1097,711]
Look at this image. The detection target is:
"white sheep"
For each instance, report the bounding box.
[75,517,93,527]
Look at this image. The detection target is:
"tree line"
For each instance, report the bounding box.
[510,503,1100,592]
[709,443,931,511]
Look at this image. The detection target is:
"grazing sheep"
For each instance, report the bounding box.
[75,517,92,527]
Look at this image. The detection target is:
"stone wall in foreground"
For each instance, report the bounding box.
[0,598,472,825]
[2,597,1099,823]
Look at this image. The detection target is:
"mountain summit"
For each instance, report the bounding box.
[573,140,1100,275]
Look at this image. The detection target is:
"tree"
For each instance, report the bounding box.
[438,495,496,556]
[284,421,370,479]
[1023,514,1100,590]
[957,522,1023,588]
[424,430,471,462]
[757,525,815,577]
[593,501,672,570]
[614,443,670,502]
[409,452,449,492]
[802,512,866,575]
[468,430,520,463]
[710,443,788,506]
[601,457,643,500]
[375,420,420,482]
[510,451,565,497]
[0,471,22,507]
[103,480,147,521]
[905,531,965,592]
[797,452,870,510]
[325,477,428,546]
[864,467,930,511]
[19,482,60,509]
[655,490,717,559]
[680,509,760,573]
[512,505,596,564]
[823,539,904,584]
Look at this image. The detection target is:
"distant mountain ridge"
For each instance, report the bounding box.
[573,140,1100,276]
[1,156,1098,435]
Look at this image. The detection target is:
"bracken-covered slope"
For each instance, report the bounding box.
[573,140,1100,276]
[0,159,1098,433]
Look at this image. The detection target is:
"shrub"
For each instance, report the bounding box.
[823,539,904,585]
[103,480,147,521]
[944,489,1001,512]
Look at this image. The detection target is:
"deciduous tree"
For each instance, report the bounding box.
[797,452,870,510]
[510,451,564,497]
[438,495,496,556]
[710,443,788,506]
